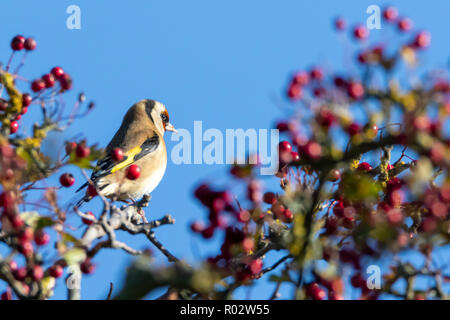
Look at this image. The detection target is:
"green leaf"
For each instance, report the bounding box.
[61,232,82,245]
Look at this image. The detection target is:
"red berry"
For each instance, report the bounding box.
[9,261,18,272]
[413,31,431,49]
[290,151,300,163]
[19,240,33,256]
[358,162,372,171]
[306,283,326,300]
[75,144,90,158]
[351,274,365,288]
[11,216,24,229]
[278,141,292,153]
[65,141,77,155]
[50,67,65,79]
[347,82,364,99]
[398,18,413,31]
[126,164,141,180]
[59,173,75,187]
[11,35,25,51]
[276,121,289,132]
[87,184,97,197]
[190,221,204,233]
[34,229,50,246]
[0,100,8,111]
[249,258,263,275]
[111,147,124,162]
[310,68,323,81]
[263,192,277,205]
[237,210,251,222]
[31,79,45,92]
[80,259,95,274]
[347,122,361,136]
[303,141,322,160]
[59,74,72,90]
[14,267,28,281]
[334,17,346,31]
[42,74,55,88]
[24,38,37,51]
[242,237,254,253]
[287,83,302,100]
[328,169,341,182]
[292,71,309,86]
[21,107,28,115]
[1,288,13,300]
[283,209,293,222]
[383,7,398,22]
[31,265,44,281]
[49,264,64,278]
[10,121,19,134]
[22,93,32,107]
[19,227,34,242]
[82,211,96,225]
[353,25,369,40]
[201,226,214,239]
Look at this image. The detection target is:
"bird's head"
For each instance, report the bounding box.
[143,99,177,135]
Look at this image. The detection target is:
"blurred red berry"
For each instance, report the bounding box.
[87,184,98,197]
[19,227,34,242]
[290,151,300,163]
[42,73,55,88]
[31,265,44,281]
[287,83,302,100]
[19,241,33,256]
[334,17,346,31]
[14,267,28,281]
[51,66,65,79]
[31,79,45,92]
[65,141,77,155]
[75,144,90,158]
[357,162,372,171]
[190,221,204,233]
[347,122,361,136]
[21,107,28,115]
[249,258,263,275]
[34,229,50,246]
[22,93,32,107]
[111,147,124,162]
[237,210,251,222]
[60,173,75,187]
[80,259,95,274]
[278,141,292,153]
[11,35,25,51]
[126,164,141,180]
[49,264,63,278]
[306,283,326,300]
[398,18,413,31]
[347,82,364,99]
[383,7,398,22]
[82,211,96,225]
[413,31,431,49]
[59,73,72,90]
[263,192,277,205]
[1,288,13,300]
[310,68,323,81]
[328,169,341,182]
[350,274,365,288]
[10,121,19,134]
[353,25,369,40]
[24,37,37,51]
[202,226,214,239]
[303,141,322,160]
[292,71,309,86]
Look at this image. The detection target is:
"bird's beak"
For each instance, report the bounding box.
[165,122,177,133]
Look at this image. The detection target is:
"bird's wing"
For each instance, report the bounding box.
[75,135,160,192]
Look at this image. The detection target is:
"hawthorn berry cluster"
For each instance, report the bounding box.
[185,6,449,300]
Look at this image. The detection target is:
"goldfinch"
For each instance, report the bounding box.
[76,99,176,205]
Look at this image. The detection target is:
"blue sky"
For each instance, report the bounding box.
[0,1,449,299]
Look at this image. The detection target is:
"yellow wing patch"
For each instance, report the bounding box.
[110,145,142,174]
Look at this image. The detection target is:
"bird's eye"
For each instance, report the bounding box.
[161,112,169,123]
